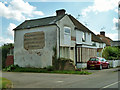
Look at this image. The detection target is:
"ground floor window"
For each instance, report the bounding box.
[77,47,97,63]
[60,47,70,59]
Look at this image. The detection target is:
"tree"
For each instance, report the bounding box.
[102,46,119,60]
[0,43,14,68]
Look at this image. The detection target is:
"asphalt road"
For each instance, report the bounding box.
[2,68,120,89]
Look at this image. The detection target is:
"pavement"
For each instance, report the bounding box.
[2,68,120,89]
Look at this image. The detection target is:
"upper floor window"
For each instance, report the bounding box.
[82,32,86,42]
[64,27,71,45]
[64,27,71,35]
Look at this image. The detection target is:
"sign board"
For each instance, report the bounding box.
[24,31,45,50]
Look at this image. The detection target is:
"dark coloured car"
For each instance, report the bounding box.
[87,57,110,70]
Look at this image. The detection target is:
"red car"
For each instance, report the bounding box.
[87,57,110,70]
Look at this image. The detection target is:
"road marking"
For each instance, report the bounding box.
[102,81,120,88]
[57,81,64,83]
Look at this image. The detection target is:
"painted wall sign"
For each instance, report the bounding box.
[24,31,45,50]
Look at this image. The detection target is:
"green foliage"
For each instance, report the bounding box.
[4,66,91,75]
[102,46,120,60]
[1,43,14,68]
[3,64,19,72]
[46,66,55,71]
[3,64,91,75]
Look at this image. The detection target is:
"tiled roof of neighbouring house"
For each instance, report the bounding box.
[68,15,104,43]
[97,35,113,46]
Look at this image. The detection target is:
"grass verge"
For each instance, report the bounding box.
[10,67,91,75]
[0,77,13,89]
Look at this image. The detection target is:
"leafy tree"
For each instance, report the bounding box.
[102,46,119,60]
[0,43,14,68]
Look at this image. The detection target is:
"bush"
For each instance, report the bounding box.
[102,46,120,60]
[46,66,55,71]
[3,64,19,72]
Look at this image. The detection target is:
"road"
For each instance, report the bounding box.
[2,68,120,89]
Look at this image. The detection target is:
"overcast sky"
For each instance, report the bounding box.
[0,0,119,46]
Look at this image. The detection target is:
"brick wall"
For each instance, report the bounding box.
[5,55,14,67]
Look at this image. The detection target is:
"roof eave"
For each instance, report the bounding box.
[13,24,57,31]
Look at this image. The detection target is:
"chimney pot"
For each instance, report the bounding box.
[100,31,105,36]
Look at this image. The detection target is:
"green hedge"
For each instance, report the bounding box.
[3,65,91,75]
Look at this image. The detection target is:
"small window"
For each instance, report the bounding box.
[82,32,86,42]
[71,47,74,50]
[92,43,96,46]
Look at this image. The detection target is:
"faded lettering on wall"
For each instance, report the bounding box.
[24,31,45,50]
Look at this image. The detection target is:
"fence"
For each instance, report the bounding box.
[108,60,120,68]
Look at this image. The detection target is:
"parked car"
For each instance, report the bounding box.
[87,57,110,70]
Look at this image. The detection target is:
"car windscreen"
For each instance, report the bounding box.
[89,58,99,61]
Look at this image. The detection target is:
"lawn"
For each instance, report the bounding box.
[0,77,13,89]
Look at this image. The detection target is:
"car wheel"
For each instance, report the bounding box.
[107,64,110,69]
[99,65,102,70]
[87,66,90,70]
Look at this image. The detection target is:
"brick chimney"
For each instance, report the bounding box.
[56,9,66,16]
[100,31,105,36]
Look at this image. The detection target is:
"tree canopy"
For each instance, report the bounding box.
[1,43,14,68]
[102,46,120,60]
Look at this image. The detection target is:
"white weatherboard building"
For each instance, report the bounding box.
[14,9,105,68]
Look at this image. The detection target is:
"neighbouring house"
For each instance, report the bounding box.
[91,32,106,57]
[111,41,120,47]
[97,31,113,46]
[13,9,106,69]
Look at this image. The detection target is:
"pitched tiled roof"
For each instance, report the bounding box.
[97,35,113,46]
[91,33,104,43]
[68,15,104,43]
[14,15,65,30]
[68,15,90,33]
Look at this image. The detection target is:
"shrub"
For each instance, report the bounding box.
[3,64,19,72]
[46,66,55,71]
[102,46,119,60]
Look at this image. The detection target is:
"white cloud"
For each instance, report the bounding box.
[7,23,17,38]
[106,33,118,40]
[82,0,119,17]
[0,37,14,46]
[92,30,99,35]
[34,11,44,16]
[112,18,118,30]
[115,9,118,13]
[0,0,44,21]
[113,18,118,24]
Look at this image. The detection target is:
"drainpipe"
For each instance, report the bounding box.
[75,44,77,66]
[56,24,60,59]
